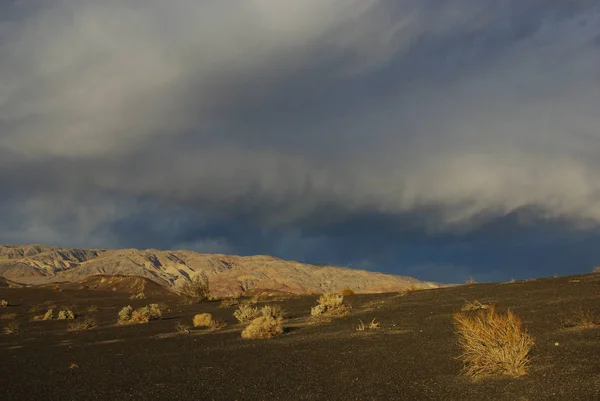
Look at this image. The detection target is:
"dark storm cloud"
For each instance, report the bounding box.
[1,1,600,280]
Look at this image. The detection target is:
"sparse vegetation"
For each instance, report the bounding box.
[241,314,283,339]
[310,293,350,318]
[356,318,380,331]
[193,313,213,327]
[340,288,355,296]
[180,273,210,303]
[454,306,534,379]
[29,304,41,313]
[87,305,99,313]
[240,296,260,306]
[461,300,491,312]
[404,284,422,292]
[129,292,147,300]
[3,321,19,335]
[68,317,96,331]
[233,304,261,322]
[129,304,162,324]
[220,298,240,308]
[57,309,76,320]
[562,308,597,329]
[260,305,284,319]
[0,299,8,307]
[208,319,226,332]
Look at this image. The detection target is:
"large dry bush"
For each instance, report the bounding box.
[241,314,283,339]
[311,293,349,317]
[180,274,210,303]
[118,304,162,324]
[454,307,534,378]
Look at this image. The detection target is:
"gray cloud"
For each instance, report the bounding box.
[1,1,600,279]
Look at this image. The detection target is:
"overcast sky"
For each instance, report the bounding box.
[1,0,600,282]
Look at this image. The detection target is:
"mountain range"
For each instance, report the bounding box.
[0,244,439,296]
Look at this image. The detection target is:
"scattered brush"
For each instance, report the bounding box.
[43,309,55,320]
[233,304,261,323]
[461,300,491,312]
[193,313,213,328]
[454,306,534,379]
[118,306,133,323]
[356,318,380,331]
[129,292,146,300]
[240,296,260,306]
[3,321,19,335]
[310,293,350,318]
[0,299,8,307]
[68,317,97,332]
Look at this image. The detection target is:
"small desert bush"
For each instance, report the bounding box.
[0,299,8,307]
[356,318,380,331]
[3,321,19,335]
[562,308,597,329]
[311,293,349,317]
[220,298,240,308]
[208,319,226,332]
[87,305,99,313]
[118,305,133,323]
[68,317,96,331]
[57,309,76,320]
[241,314,283,339]
[340,288,355,296]
[461,300,491,312]
[175,322,191,334]
[43,309,55,320]
[233,304,261,322]
[129,292,146,300]
[454,307,534,378]
[180,273,210,303]
[193,313,213,327]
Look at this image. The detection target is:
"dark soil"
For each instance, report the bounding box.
[1,274,599,400]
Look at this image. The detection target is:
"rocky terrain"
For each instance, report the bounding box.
[0,245,439,296]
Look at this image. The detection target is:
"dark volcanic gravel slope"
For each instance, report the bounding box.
[1,274,599,400]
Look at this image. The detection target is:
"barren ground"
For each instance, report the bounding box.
[1,274,599,400]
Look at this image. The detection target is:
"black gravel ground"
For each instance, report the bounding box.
[1,273,599,400]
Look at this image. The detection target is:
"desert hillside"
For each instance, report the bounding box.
[0,244,438,296]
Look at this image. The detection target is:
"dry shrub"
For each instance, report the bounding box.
[118,304,161,324]
[311,293,349,317]
[0,299,8,307]
[87,305,99,313]
[340,288,355,296]
[68,317,96,331]
[208,319,226,332]
[562,308,597,329]
[240,296,260,306]
[220,298,240,308]
[180,274,210,303]
[57,309,76,320]
[175,322,191,334]
[405,284,422,292]
[129,292,146,300]
[3,321,19,335]
[43,309,54,320]
[233,304,261,322]
[193,313,213,327]
[29,304,41,313]
[260,305,284,319]
[241,315,283,339]
[356,318,380,331]
[461,300,491,312]
[454,307,534,378]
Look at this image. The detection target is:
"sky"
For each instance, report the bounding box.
[1,0,600,283]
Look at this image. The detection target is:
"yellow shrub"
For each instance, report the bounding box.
[193,313,213,327]
[241,315,283,339]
